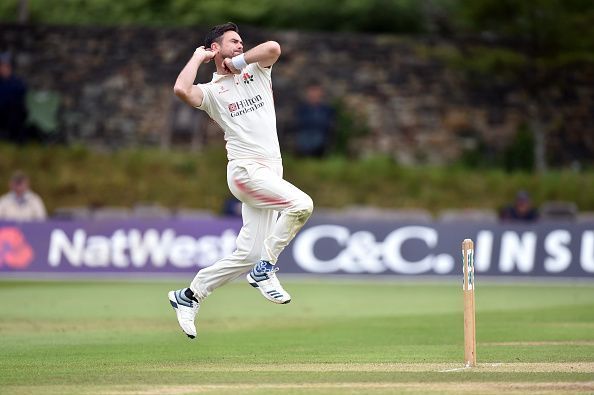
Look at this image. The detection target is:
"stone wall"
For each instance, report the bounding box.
[1,24,592,165]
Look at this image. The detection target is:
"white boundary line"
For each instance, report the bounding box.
[438,366,472,372]
[438,363,505,372]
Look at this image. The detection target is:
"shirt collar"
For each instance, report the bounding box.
[211,72,233,83]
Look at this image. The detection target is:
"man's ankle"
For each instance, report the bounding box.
[184,288,198,302]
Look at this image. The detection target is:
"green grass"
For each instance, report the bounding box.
[2,144,594,214]
[0,279,593,394]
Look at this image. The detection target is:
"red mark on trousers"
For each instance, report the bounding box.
[234,179,290,207]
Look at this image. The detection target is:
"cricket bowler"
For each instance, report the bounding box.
[168,22,314,339]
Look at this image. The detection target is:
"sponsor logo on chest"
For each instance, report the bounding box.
[227,94,265,117]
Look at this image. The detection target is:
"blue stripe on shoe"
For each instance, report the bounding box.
[175,290,192,307]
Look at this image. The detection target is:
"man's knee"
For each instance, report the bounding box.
[303,195,314,217]
[291,194,314,219]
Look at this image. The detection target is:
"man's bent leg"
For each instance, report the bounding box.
[190,204,276,301]
[169,205,274,338]
[262,187,313,264]
[227,161,313,304]
[228,162,314,264]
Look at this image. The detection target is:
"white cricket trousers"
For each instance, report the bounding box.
[190,158,313,301]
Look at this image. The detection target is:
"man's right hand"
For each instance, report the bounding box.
[174,47,214,108]
[195,46,217,63]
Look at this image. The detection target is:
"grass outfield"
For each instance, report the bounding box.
[0,279,593,394]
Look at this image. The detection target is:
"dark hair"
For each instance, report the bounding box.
[204,22,239,48]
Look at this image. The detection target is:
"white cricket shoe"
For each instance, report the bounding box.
[247,261,291,304]
[168,288,200,339]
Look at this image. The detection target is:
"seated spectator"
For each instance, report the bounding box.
[294,83,335,157]
[0,171,47,222]
[500,190,539,222]
[0,52,28,143]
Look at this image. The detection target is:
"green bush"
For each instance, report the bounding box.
[503,123,535,172]
[1,144,593,214]
[331,98,371,157]
[458,124,536,171]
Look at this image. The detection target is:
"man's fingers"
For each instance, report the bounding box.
[201,48,217,63]
[222,58,241,74]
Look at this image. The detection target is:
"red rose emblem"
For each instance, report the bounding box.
[0,227,34,269]
[242,73,254,84]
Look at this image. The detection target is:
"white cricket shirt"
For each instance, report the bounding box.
[197,63,281,160]
[0,191,47,222]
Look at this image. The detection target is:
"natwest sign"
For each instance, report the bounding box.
[0,219,242,274]
[48,228,238,269]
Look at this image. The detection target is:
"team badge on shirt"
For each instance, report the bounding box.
[242,73,254,84]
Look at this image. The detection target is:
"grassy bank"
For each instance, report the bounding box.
[1,144,593,214]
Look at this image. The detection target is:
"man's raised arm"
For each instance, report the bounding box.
[224,41,281,73]
[174,46,217,108]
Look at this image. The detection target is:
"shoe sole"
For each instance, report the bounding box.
[167,291,196,339]
[246,273,291,304]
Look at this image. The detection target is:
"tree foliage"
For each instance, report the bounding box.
[2,0,592,56]
[0,0,429,33]
[451,0,594,65]
[3,1,592,60]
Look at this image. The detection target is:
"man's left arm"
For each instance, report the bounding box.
[224,41,281,73]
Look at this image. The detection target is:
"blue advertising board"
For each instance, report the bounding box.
[1,217,593,277]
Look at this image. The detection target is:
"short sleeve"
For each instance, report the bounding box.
[251,62,272,81]
[196,84,213,112]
